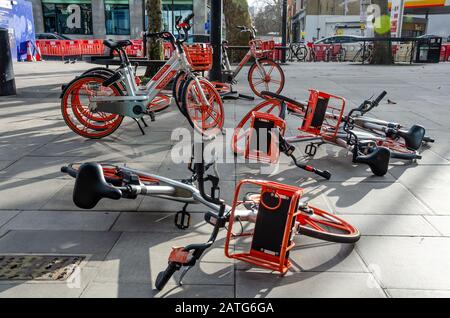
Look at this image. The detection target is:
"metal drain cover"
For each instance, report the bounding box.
[0,255,85,281]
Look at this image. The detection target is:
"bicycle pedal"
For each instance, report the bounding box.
[305,143,318,156]
[174,210,191,230]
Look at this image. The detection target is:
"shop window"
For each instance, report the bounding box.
[42,1,93,35]
[105,0,130,35]
[145,0,193,34]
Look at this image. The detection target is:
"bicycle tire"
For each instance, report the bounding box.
[248,58,285,97]
[61,74,124,139]
[181,77,224,139]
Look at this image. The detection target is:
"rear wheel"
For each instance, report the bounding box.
[243,193,360,244]
[248,59,285,98]
[173,71,187,116]
[181,77,224,139]
[61,74,124,139]
[148,93,171,113]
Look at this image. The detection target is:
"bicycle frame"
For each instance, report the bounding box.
[90,45,211,119]
[222,44,256,80]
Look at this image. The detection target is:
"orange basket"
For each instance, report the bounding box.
[250,40,275,59]
[184,44,213,71]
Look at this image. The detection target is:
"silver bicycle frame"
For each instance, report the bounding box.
[89,46,212,117]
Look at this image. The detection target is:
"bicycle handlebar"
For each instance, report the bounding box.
[373,90,387,107]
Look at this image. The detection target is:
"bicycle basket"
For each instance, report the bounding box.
[184,44,213,71]
[250,40,274,59]
[300,90,346,140]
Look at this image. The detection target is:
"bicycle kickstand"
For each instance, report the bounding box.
[133,118,146,135]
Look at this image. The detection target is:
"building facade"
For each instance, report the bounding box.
[291,0,450,42]
[30,0,209,39]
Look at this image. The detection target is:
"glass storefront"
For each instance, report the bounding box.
[42,0,93,35]
[105,0,130,35]
[145,0,193,34]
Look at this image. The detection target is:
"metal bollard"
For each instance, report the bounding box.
[0,28,17,96]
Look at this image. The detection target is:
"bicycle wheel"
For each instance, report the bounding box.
[248,58,285,98]
[243,193,360,244]
[297,206,360,243]
[232,99,283,155]
[172,71,187,116]
[148,93,171,113]
[61,74,124,139]
[297,47,308,62]
[81,67,115,77]
[181,77,224,139]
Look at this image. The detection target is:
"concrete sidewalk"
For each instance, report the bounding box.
[0,61,449,298]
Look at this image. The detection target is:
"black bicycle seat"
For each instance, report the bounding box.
[73,163,122,209]
[397,125,425,151]
[103,39,132,50]
[354,147,391,176]
[261,91,307,111]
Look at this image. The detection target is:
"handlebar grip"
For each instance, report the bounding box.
[183,13,194,24]
[61,166,78,179]
[373,91,387,106]
[312,168,331,180]
[155,262,178,290]
[176,16,182,25]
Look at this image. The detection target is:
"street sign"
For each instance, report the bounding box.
[390,0,405,37]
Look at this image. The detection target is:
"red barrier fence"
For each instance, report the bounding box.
[440,44,450,62]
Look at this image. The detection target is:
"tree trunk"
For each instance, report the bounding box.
[223,0,253,63]
[145,0,163,77]
[370,0,393,65]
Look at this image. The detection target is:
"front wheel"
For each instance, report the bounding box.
[181,77,224,139]
[297,206,360,244]
[248,59,285,98]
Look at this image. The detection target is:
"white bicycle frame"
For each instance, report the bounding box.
[90,45,211,115]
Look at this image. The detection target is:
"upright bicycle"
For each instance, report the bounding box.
[61,15,224,139]
[219,26,285,98]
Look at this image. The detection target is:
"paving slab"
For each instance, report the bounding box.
[0,210,19,228]
[236,271,385,298]
[0,230,121,266]
[236,236,368,273]
[1,210,119,232]
[42,183,144,212]
[111,212,207,233]
[0,156,90,179]
[81,282,234,298]
[387,289,450,298]
[356,236,450,290]
[341,215,440,236]
[424,216,450,236]
[94,232,233,287]
[0,178,67,210]
[323,182,431,215]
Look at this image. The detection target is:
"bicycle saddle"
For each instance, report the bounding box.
[261,91,307,112]
[73,163,122,209]
[354,147,391,177]
[103,39,132,50]
[396,125,425,151]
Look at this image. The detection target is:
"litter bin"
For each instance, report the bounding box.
[415,36,442,63]
[0,28,16,96]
